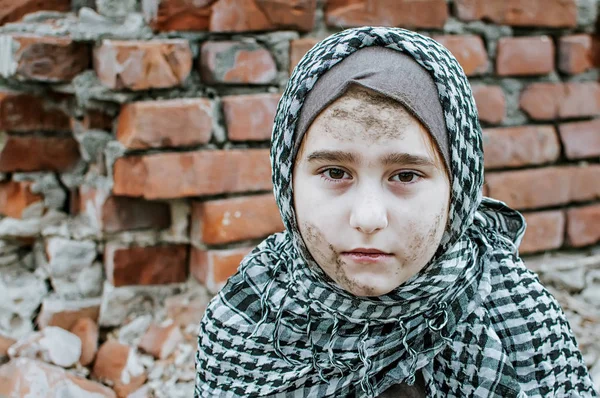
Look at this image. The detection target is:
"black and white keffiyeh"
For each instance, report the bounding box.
[195,27,598,397]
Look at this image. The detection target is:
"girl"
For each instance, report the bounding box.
[195,27,598,397]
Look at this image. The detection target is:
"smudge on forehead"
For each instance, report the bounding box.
[316,90,414,144]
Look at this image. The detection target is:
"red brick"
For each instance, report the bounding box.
[471,85,505,124]
[0,0,70,25]
[433,35,488,76]
[558,34,596,74]
[520,82,600,120]
[190,246,252,292]
[191,193,283,245]
[570,166,600,203]
[104,243,188,287]
[0,134,80,172]
[222,93,280,141]
[1,358,116,398]
[79,186,171,233]
[454,0,577,28]
[3,34,89,82]
[325,0,448,29]
[482,126,559,170]
[567,204,600,247]
[146,0,211,31]
[0,90,70,132]
[496,36,554,76]
[93,40,193,90]
[113,149,272,199]
[117,98,212,149]
[81,110,114,131]
[0,181,43,219]
[559,119,600,160]
[289,38,319,74]
[71,110,114,135]
[36,297,101,330]
[211,0,315,32]
[520,210,565,254]
[138,323,182,359]
[69,318,98,366]
[92,341,146,398]
[486,166,600,210]
[200,41,277,85]
[148,0,316,32]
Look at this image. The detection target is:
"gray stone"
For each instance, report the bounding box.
[8,326,81,368]
[74,129,113,163]
[577,0,599,28]
[73,7,153,40]
[66,71,142,111]
[72,0,96,11]
[0,265,48,339]
[542,267,587,293]
[99,281,184,327]
[0,210,66,239]
[13,173,66,212]
[60,161,88,190]
[582,270,600,306]
[45,237,96,277]
[118,314,152,346]
[44,237,102,298]
[42,216,101,241]
[0,240,25,267]
[500,78,528,126]
[0,34,19,79]
[159,201,190,244]
[51,262,104,299]
[96,0,139,19]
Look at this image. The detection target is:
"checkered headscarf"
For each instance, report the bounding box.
[195,27,598,397]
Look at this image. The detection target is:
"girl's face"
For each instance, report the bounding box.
[293,87,451,297]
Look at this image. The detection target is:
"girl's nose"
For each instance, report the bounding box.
[349,191,389,234]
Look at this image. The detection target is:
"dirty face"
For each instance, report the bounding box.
[292,86,451,297]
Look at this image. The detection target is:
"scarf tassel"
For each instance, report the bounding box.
[399,321,418,386]
[249,258,284,338]
[358,321,375,396]
[426,303,453,346]
[273,281,304,366]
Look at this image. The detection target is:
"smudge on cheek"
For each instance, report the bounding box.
[404,207,447,265]
[300,222,335,270]
[405,220,422,263]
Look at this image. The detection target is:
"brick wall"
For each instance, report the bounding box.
[1,0,600,396]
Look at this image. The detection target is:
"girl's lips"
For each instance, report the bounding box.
[341,251,393,263]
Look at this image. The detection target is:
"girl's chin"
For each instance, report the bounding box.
[336,274,406,297]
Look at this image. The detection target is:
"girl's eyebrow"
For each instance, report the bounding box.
[381,153,436,167]
[306,150,358,164]
[306,150,436,167]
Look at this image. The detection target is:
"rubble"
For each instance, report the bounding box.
[0,357,116,397]
[37,295,101,329]
[93,340,147,398]
[70,317,99,366]
[8,326,82,368]
[138,321,183,360]
[0,263,48,339]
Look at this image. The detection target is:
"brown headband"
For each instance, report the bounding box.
[294,46,450,172]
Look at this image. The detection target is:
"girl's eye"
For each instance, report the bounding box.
[391,172,420,183]
[322,168,350,181]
